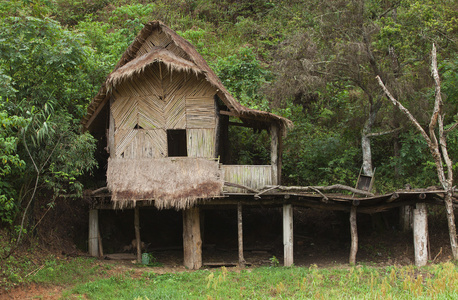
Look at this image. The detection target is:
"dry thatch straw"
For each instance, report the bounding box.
[106,48,202,91]
[107,157,223,210]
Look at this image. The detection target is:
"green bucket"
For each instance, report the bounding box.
[141,253,150,265]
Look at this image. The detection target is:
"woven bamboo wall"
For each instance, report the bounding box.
[222,165,273,193]
[110,54,217,159]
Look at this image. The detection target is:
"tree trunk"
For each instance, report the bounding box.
[444,190,458,259]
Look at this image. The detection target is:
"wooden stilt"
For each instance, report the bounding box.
[89,209,99,257]
[400,205,413,232]
[413,203,428,266]
[134,206,141,263]
[283,204,294,266]
[97,226,104,257]
[349,206,358,264]
[237,202,246,267]
[183,207,202,269]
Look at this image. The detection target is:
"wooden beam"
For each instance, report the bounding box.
[283,204,293,266]
[88,209,99,257]
[349,206,358,264]
[413,203,428,266]
[134,206,141,263]
[183,207,202,269]
[219,110,239,117]
[237,202,246,267]
[84,96,109,131]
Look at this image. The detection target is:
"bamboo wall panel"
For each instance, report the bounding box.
[186,96,215,128]
[111,96,138,130]
[115,129,166,159]
[222,165,272,193]
[187,129,215,158]
[165,95,186,129]
[138,96,165,129]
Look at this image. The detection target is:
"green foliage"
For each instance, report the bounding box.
[0,13,97,231]
[213,47,271,111]
[0,101,28,225]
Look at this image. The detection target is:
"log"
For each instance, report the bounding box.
[88,209,99,257]
[134,206,141,263]
[283,204,294,266]
[349,206,358,264]
[413,203,428,266]
[266,184,374,197]
[183,207,202,269]
[237,202,246,267]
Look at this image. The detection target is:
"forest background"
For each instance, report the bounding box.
[0,0,457,239]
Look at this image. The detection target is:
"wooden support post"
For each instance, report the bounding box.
[89,209,99,257]
[237,202,246,267]
[349,206,358,264]
[283,204,294,266]
[134,206,141,263]
[271,123,279,185]
[97,226,104,257]
[183,207,202,269]
[400,205,413,232]
[413,203,428,267]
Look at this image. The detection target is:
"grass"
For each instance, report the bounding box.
[4,254,458,299]
[16,258,458,299]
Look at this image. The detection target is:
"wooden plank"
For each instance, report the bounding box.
[413,203,428,266]
[183,208,202,269]
[89,209,99,257]
[283,204,293,266]
[349,206,358,264]
[237,202,246,267]
[187,129,216,158]
[222,165,272,193]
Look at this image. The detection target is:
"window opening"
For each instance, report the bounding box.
[167,129,187,157]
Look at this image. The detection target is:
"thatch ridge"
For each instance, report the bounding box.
[82,20,292,131]
[107,157,223,210]
[106,48,202,90]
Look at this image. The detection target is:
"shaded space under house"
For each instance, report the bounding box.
[82,21,454,269]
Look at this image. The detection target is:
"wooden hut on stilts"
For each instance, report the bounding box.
[82,21,292,269]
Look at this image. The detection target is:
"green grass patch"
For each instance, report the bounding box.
[56,262,458,299]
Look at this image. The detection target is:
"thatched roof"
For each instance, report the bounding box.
[107,158,223,210]
[82,20,292,131]
[106,47,202,90]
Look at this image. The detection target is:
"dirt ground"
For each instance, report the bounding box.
[2,205,455,299]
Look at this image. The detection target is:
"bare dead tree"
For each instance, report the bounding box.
[376,44,458,259]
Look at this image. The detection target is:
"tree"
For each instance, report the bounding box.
[377,45,458,259]
[0,14,98,240]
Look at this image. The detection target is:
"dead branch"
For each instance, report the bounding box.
[366,127,401,138]
[224,181,259,194]
[264,184,374,197]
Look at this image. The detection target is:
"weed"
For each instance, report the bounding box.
[269,256,279,267]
